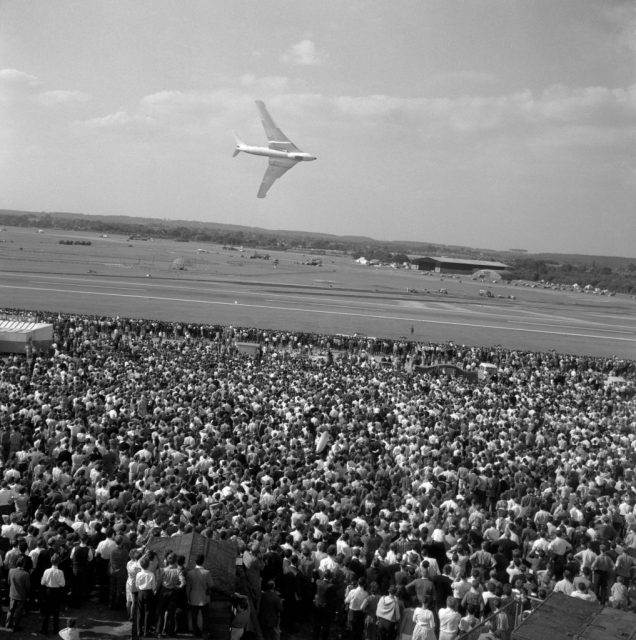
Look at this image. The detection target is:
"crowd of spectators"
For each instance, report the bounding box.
[0,310,635,640]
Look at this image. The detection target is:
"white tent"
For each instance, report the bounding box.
[472,269,503,281]
[0,320,53,353]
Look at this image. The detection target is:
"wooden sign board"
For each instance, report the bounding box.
[147,533,237,594]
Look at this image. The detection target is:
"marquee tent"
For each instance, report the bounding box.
[0,320,53,353]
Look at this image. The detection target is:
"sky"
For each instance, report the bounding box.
[1,1,635,256]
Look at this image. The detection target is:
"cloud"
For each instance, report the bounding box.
[140,88,244,115]
[38,90,90,106]
[79,111,132,129]
[281,40,324,66]
[329,84,636,137]
[239,74,289,93]
[0,68,39,87]
[1,69,91,108]
[54,77,636,162]
[426,70,499,94]
[0,68,40,103]
[76,111,157,133]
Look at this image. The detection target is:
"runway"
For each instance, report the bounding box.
[1,270,635,358]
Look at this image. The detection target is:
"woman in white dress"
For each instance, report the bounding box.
[411,596,436,640]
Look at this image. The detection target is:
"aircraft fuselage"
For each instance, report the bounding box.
[237,144,316,162]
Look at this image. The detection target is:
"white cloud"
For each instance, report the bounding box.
[1,69,92,110]
[426,70,499,94]
[281,40,324,66]
[38,90,90,106]
[0,68,40,104]
[239,74,289,92]
[140,89,244,115]
[329,84,636,138]
[76,111,157,132]
[41,76,636,164]
[0,68,39,87]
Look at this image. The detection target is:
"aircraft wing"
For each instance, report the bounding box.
[257,157,298,198]
[255,100,301,153]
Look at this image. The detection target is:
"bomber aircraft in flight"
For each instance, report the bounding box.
[233,100,316,198]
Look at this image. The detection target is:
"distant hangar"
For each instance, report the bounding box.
[412,256,509,275]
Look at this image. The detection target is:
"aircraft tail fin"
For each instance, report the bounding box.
[233,131,244,157]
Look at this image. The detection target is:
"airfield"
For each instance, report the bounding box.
[0,226,635,359]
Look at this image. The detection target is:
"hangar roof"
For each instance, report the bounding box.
[414,256,509,269]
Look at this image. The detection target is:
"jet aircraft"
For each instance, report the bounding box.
[233,100,316,198]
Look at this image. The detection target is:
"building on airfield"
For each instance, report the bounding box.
[411,256,509,276]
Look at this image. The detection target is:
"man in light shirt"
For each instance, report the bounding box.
[40,553,65,635]
[344,577,368,640]
[553,569,574,596]
[0,481,17,510]
[571,582,598,602]
[135,555,157,638]
[318,545,340,574]
[95,528,117,602]
[438,596,462,640]
[574,542,597,571]
[1,513,25,542]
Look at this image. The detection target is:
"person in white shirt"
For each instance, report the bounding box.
[420,555,440,578]
[0,482,17,507]
[553,569,574,596]
[438,596,462,640]
[1,514,24,542]
[574,542,597,570]
[40,553,65,635]
[95,529,117,602]
[318,546,340,574]
[571,582,598,602]
[135,555,157,638]
[344,577,368,640]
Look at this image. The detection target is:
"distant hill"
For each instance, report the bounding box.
[1,208,635,292]
[0,208,498,257]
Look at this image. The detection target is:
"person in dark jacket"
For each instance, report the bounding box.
[313,570,338,640]
[70,533,93,607]
[109,535,128,610]
[6,557,31,631]
[259,580,282,640]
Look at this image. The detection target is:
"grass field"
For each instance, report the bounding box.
[1,225,635,359]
